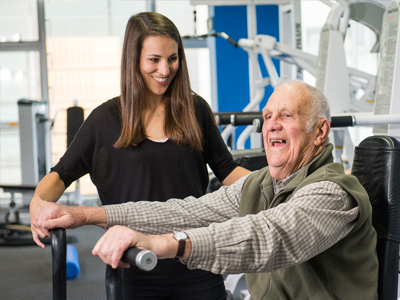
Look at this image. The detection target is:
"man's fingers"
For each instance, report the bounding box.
[92,233,106,257]
[36,225,50,238]
[111,246,125,269]
[42,217,67,230]
[31,225,50,247]
[42,220,54,229]
[92,231,130,269]
[32,232,45,248]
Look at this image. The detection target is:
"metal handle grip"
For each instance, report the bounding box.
[121,248,157,271]
[106,248,157,300]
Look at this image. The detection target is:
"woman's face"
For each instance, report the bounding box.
[140,35,179,98]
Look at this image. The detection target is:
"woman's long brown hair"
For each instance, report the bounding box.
[114,12,203,151]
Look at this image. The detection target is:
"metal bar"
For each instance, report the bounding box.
[0,41,42,51]
[37,0,49,103]
[353,114,400,126]
[215,112,400,128]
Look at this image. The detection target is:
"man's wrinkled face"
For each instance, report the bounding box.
[262,84,318,181]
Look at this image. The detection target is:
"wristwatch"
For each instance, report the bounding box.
[173,231,188,259]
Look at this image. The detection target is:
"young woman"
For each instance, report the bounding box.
[30,12,249,299]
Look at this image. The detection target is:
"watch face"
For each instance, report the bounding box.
[174,231,187,240]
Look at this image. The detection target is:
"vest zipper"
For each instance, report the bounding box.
[260,184,300,209]
[271,186,298,207]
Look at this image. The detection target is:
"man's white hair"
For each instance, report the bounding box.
[276,80,331,133]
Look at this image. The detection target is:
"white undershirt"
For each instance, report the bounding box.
[150,138,169,143]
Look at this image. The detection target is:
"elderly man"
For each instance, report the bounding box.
[35,80,378,299]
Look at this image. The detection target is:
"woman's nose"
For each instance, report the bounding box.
[158,61,170,76]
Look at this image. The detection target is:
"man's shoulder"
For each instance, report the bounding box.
[299,162,366,199]
[306,162,345,181]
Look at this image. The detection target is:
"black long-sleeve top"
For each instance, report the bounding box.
[51,94,237,284]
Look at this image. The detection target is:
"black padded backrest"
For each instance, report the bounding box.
[351,135,400,300]
[352,135,400,241]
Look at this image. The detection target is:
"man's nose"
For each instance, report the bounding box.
[264,116,282,132]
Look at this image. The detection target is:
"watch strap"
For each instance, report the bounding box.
[175,239,186,259]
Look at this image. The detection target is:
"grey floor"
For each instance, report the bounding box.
[0,223,108,300]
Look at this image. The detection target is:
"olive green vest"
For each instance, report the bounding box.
[239,144,378,299]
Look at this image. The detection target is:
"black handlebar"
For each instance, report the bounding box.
[50,228,157,300]
[214,111,261,126]
[214,112,355,132]
[330,115,354,128]
[51,228,67,300]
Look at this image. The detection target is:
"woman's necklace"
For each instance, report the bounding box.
[155,108,164,117]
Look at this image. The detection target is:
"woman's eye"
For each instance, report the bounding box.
[150,58,159,63]
[169,56,178,62]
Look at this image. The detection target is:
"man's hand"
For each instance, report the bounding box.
[37,201,87,229]
[92,226,189,269]
[30,197,51,248]
[92,226,140,269]
[29,172,68,248]
[31,201,86,247]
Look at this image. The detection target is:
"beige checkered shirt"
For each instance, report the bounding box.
[105,170,359,275]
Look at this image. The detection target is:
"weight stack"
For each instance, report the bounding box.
[67,106,84,148]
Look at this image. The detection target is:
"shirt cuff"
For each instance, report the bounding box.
[103,203,129,228]
[184,227,215,271]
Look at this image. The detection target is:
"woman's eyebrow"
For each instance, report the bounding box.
[145,54,161,57]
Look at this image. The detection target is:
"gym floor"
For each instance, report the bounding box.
[0,222,108,300]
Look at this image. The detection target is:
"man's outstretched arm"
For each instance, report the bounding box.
[91,225,193,269]
[34,174,247,248]
[34,201,107,247]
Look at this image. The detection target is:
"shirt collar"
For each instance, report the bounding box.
[272,166,306,195]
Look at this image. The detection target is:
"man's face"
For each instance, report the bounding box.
[262,84,319,181]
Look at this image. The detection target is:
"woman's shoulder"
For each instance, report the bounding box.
[89,96,120,118]
[193,93,210,109]
[192,93,214,116]
[97,96,119,111]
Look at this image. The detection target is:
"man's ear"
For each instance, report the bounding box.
[314,119,330,146]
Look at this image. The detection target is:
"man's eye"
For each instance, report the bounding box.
[283,114,291,118]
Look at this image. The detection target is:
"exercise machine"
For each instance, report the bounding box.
[50,228,157,300]
[216,0,387,164]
